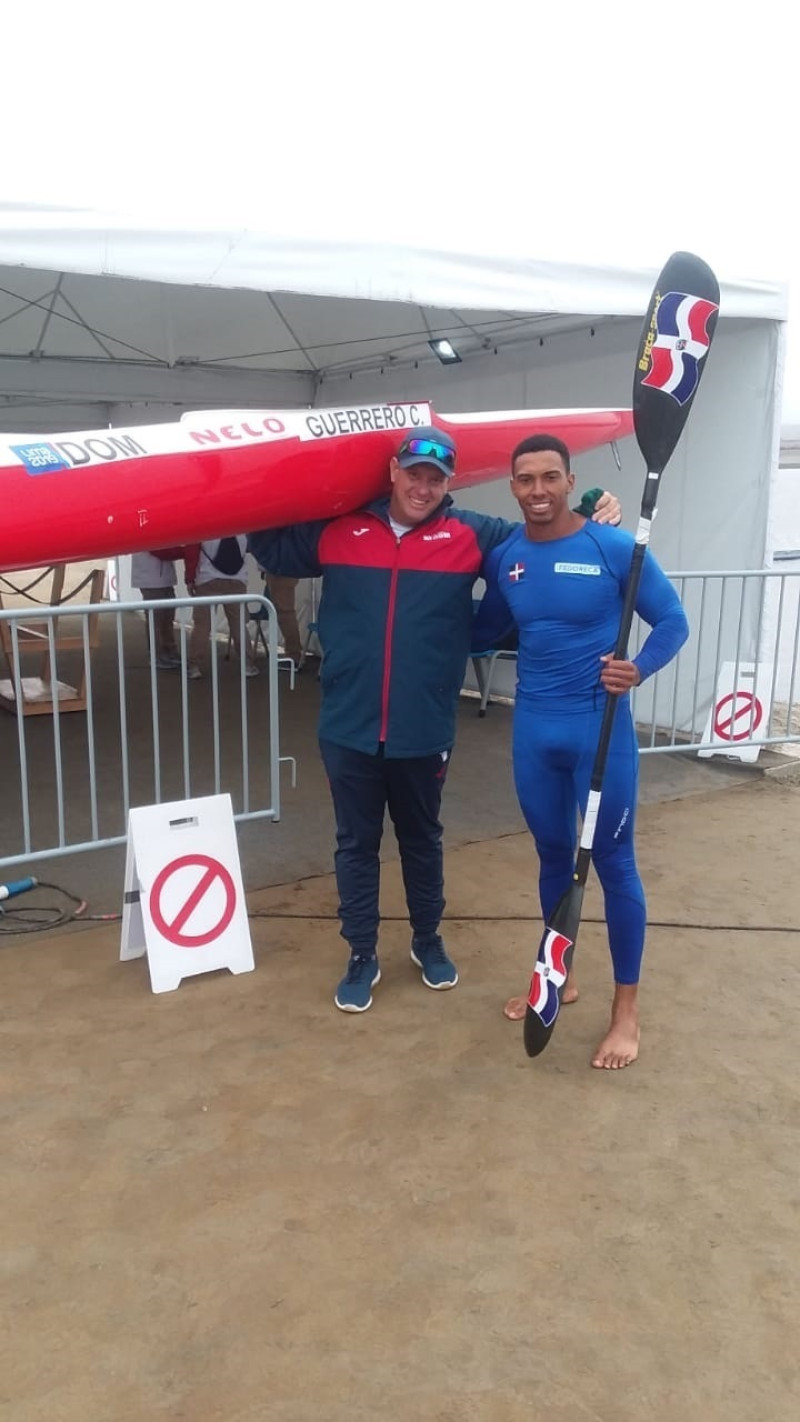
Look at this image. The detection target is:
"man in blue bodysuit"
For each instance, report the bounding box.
[473,434,688,1069]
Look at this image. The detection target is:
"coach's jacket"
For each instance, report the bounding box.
[248,495,518,758]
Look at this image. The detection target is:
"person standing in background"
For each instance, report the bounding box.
[184,536,258,680]
[263,573,303,666]
[130,549,182,669]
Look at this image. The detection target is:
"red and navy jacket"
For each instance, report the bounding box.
[248,495,517,757]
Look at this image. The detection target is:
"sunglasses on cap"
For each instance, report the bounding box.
[399,438,456,470]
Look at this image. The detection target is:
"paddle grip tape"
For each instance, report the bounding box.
[579,790,601,852]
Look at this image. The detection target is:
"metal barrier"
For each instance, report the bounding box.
[632,569,800,754]
[2,570,799,870]
[0,594,296,870]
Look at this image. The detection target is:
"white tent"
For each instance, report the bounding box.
[0,206,787,580]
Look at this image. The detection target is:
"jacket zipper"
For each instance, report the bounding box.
[376,502,446,746]
[379,531,402,743]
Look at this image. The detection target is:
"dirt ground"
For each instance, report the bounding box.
[1,777,799,1422]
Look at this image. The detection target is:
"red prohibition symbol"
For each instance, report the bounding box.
[713,690,763,742]
[149,853,236,947]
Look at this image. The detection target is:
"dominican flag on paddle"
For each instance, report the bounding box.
[527,926,572,1028]
[523,883,581,1057]
[640,291,717,406]
[633,252,720,474]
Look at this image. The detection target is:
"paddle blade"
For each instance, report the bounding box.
[633,251,720,476]
[523,882,585,1058]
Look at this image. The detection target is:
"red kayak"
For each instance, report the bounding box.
[0,400,633,572]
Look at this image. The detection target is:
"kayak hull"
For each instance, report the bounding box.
[0,400,633,571]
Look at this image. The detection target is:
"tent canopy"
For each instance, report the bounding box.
[0,207,787,433]
[0,206,788,731]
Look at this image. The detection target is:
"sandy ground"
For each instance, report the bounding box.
[1,776,799,1421]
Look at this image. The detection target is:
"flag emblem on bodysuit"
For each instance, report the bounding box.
[527,929,571,1027]
[641,291,718,406]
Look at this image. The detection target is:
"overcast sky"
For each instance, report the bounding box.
[6,0,798,419]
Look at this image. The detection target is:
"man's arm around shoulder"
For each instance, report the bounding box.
[247,520,327,578]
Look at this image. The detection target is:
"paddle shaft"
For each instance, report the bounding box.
[572,466,663,886]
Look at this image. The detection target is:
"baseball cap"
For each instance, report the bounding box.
[396,425,457,478]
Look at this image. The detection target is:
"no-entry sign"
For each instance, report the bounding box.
[120,794,254,993]
[712,690,763,742]
[699,661,773,765]
[150,854,237,947]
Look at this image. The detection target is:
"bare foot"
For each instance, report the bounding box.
[591,985,640,1069]
[503,970,579,1021]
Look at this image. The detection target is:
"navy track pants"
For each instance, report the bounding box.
[319,739,452,956]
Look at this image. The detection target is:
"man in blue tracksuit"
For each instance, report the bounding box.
[473,434,689,1068]
[249,426,619,1014]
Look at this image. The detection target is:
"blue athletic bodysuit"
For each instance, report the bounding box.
[475,521,689,984]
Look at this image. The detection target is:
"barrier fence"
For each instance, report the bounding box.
[630,569,800,755]
[1,571,799,870]
[0,594,295,870]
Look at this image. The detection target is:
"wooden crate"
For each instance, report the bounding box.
[0,566,106,717]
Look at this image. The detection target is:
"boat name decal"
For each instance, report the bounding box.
[9,434,148,476]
